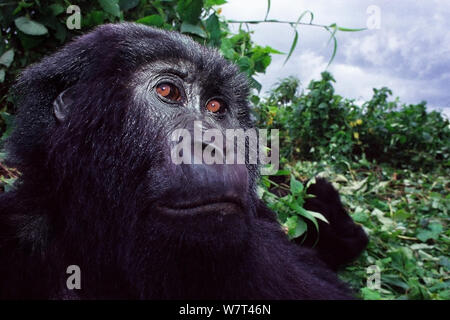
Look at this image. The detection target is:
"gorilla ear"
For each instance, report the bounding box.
[53,88,74,122]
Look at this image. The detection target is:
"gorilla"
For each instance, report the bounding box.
[0,23,368,299]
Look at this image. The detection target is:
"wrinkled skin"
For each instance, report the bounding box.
[0,23,368,299]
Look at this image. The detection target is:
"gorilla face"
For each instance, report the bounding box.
[39,25,258,257]
[131,59,256,248]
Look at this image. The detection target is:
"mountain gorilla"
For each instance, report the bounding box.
[0,23,368,299]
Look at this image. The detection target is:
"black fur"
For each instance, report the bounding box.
[0,23,367,299]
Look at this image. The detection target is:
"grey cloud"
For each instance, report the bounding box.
[222,0,450,114]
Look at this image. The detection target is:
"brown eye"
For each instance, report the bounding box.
[206,99,223,113]
[156,83,181,102]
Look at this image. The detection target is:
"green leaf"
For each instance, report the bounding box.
[305,177,316,189]
[1,177,17,192]
[407,277,430,299]
[137,15,164,27]
[306,209,329,224]
[248,77,262,92]
[0,49,14,68]
[295,206,319,231]
[318,102,328,109]
[17,32,45,49]
[283,29,298,65]
[296,10,314,25]
[14,17,48,36]
[84,11,106,27]
[338,26,366,32]
[439,257,450,271]
[251,47,273,73]
[372,208,394,229]
[290,175,303,194]
[236,56,253,74]
[438,290,450,300]
[284,216,307,239]
[361,287,381,300]
[264,0,271,21]
[393,209,410,220]
[281,11,313,65]
[49,4,65,16]
[205,13,221,47]
[0,111,14,140]
[351,207,368,223]
[180,22,207,38]
[54,22,67,43]
[205,0,227,6]
[417,223,443,242]
[382,274,409,290]
[177,0,204,24]
[119,0,140,11]
[0,69,5,83]
[273,170,290,176]
[325,25,338,67]
[292,217,307,238]
[98,0,121,17]
[220,38,235,59]
[12,1,33,15]
[284,215,297,229]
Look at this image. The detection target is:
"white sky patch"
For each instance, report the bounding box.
[221,0,450,114]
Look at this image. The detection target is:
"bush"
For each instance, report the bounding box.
[255,72,450,171]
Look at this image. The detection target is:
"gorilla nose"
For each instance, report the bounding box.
[162,130,249,212]
[191,138,225,165]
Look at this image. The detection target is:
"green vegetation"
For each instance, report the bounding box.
[1,0,449,300]
[257,74,449,300]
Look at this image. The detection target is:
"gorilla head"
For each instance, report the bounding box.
[0,23,366,299]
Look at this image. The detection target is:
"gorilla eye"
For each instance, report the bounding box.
[156,83,181,102]
[206,99,225,113]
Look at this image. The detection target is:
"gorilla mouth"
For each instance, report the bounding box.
[157,197,244,217]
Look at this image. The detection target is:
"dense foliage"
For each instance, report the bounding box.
[1,0,449,300]
[256,75,450,300]
[255,73,450,171]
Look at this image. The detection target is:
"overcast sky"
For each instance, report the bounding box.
[221,0,450,117]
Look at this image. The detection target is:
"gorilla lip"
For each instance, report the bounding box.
[157,197,244,216]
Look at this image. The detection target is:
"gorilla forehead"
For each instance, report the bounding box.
[134,58,236,92]
[86,23,248,91]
